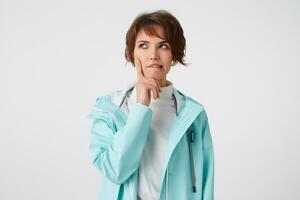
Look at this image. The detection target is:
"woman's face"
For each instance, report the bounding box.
[133,25,173,84]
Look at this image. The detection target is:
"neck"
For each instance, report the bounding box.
[157,78,170,87]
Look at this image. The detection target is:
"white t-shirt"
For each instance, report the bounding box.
[125,81,176,200]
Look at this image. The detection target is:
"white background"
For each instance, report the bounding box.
[1,0,299,199]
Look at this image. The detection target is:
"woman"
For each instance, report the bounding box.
[88,10,215,200]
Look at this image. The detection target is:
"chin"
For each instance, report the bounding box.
[145,73,164,80]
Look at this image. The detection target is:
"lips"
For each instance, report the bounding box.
[148,64,163,68]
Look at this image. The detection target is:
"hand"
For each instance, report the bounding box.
[135,58,161,106]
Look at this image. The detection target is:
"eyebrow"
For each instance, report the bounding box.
[137,40,168,44]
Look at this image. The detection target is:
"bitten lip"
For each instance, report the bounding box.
[148,63,162,68]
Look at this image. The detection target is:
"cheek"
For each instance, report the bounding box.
[133,49,145,61]
[165,66,172,74]
[133,49,147,70]
[161,52,172,63]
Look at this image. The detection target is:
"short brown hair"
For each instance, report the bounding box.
[125,10,188,67]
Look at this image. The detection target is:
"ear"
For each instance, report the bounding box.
[125,48,131,62]
[171,60,176,66]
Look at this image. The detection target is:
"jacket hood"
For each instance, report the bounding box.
[108,80,187,117]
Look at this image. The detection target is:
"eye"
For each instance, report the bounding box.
[160,43,169,49]
[138,43,170,49]
[138,43,148,49]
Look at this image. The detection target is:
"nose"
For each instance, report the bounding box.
[148,47,159,61]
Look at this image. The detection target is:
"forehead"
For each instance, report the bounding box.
[136,24,166,42]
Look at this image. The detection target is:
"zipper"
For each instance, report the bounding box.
[166,167,169,200]
[188,126,197,193]
[130,169,138,200]
[130,180,135,200]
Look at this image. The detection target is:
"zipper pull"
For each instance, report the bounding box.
[189,127,195,143]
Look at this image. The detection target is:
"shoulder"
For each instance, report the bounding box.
[175,88,206,112]
[93,89,122,106]
[186,95,205,110]
[94,81,136,106]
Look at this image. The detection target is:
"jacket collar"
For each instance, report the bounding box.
[113,80,186,116]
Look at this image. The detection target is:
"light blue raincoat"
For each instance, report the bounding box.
[88,81,215,200]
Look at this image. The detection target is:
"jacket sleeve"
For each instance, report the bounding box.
[200,109,215,200]
[88,100,153,184]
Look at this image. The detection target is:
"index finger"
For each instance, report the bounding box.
[134,58,144,80]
